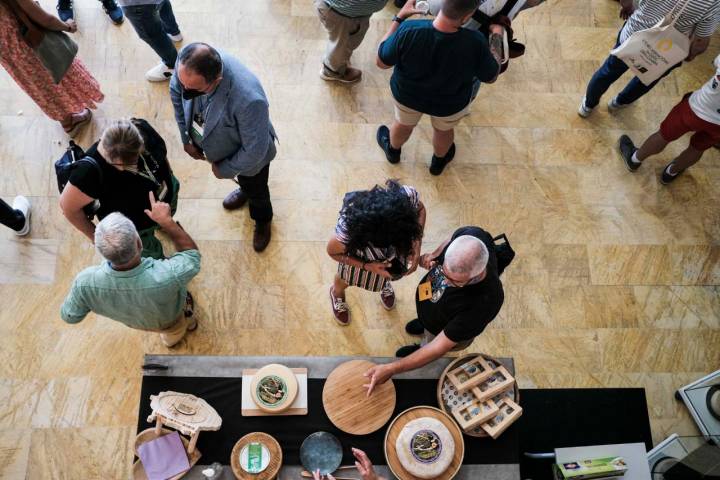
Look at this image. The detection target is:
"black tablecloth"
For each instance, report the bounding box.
[137,376,520,466]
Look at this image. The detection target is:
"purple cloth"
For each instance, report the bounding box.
[137,431,190,480]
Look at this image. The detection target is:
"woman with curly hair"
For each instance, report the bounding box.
[326,180,426,325]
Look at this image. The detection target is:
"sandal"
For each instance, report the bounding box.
[64,109,92,138]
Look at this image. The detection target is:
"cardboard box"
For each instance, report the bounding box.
[554,456,628,479]
[451,398,499,431]
[447,356,495,393]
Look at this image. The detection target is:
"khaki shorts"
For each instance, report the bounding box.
[393,98,470,131]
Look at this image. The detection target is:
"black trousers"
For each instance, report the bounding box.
[0,199,24,231]
[236,162,273,224]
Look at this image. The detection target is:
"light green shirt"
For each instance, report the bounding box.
[61,250,201,330]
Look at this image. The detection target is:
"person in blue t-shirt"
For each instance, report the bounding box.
[375,0,505,175]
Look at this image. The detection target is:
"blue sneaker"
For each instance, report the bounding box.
[101,0,124,24]
[57,0,74,21]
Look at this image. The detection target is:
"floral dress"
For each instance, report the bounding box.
[0,2,103,121]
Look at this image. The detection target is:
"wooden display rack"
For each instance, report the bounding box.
[446,356,494,393]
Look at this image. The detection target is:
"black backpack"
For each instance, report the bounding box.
[54,140,102,194]
[492,233,515,276]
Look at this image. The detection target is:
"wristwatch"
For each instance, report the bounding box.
[392,15,405,23]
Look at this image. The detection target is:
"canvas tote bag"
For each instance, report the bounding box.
[611,0,693,86]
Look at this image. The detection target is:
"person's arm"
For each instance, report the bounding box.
[376,0,422,69]
[169,72,192,145]
[687,36,712,62]
[59,183,96,242]
[60,282,90,324]
[418,235,451,270]
[16,0,75,31]
[211,100,272,179]
[327,236,392,279]
[364,332,457,395]
[617,0,634,20]
[406,200,426,274]
[143,191,198,252]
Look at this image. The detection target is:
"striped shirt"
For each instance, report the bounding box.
[324,0,388,18]
[620,0,720,43]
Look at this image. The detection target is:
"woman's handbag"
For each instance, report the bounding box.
[5,0,78,84]
[610,0,693,86]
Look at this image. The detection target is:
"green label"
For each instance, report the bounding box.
[248,442,262,473]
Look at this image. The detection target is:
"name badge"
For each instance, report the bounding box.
[191,120,204,139]
[418,281,432,301]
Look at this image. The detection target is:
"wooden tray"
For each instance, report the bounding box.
[384,406,464,480]
[437,354,519,438]
[241,368,308,416]
[132,428,201,480]
[231,432,282,480]
[322,359,396,435]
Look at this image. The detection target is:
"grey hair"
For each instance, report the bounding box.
[94,213,141,265]
[444,235,489,278]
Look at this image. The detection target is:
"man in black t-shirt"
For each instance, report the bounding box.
[365,226,505,395]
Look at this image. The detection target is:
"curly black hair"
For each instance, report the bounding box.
[340,180,422,258]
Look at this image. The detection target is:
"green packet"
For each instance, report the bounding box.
[554,456,628,479]
[247,442,263,473]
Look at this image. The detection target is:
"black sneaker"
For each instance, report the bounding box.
[660,162,683,185]
[101,0,124,24]
[376,125,401,164]
[404,319,424,336]
[396,344,421,358]
[57,0,74,21]
[429,143,456,176]
[618,134,640,172]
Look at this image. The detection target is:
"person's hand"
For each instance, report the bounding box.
[143,191,173,227]
[312,470,336,480]
[364,363,395,397]
[419,253,438,270]
[65,20,77,33]
[352,448,384,480]
[365,261,392,279]
[406,250,421,275]
[184,142,205,160]
[619,0,634,20]
[398,0,424,20]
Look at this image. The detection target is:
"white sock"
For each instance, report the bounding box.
[630,151,641,165]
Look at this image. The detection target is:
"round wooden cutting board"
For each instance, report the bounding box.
[385,406,464,480]
[322,359,396,435]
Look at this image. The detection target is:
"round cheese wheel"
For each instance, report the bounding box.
[251,364,298,412]
[395,417,455,479]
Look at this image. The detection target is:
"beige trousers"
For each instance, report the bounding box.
[158,315,195,347]
[314,0,371,74]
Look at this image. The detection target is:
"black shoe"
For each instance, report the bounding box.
[660,162,683,185]
[396,344,421,358]
[57,0,74,21]
[618,134,640,172]
[405,319,424,336]
[101,0,124,24]
[376,125,401,164]
[429,143,456,175]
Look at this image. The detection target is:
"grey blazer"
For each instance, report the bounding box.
[170,52,277,178]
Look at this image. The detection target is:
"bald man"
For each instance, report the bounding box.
[365,226,504,395]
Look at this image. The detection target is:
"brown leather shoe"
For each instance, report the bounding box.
[253,221,271,252]
[222,188,248,210]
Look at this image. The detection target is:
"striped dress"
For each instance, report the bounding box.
[335,185,420,292]
[620,0,720,43]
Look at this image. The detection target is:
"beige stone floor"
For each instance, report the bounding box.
[1,0,719,477]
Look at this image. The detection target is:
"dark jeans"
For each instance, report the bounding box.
[122,0,180,68]
[0,199,24,232]
[236,162,273,224]
[585,36,682,108]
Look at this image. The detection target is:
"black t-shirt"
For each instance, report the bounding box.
[67,120,173,232]
[415,226,505,343]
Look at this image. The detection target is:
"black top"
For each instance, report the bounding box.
[416,226,504,343]
[68,119,174,232]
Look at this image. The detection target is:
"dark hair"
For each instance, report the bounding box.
[178,42,223,83]
[441,0,480,20]
[340,180,423,258]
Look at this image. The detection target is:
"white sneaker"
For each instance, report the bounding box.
[11,195,30,236]
[608,96,629,113]
[145,62,174,82]
[578,96,594,118]
[168,32,183,42]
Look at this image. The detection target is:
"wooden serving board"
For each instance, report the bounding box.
[230,432,282,480]
[384,406,464,480]
[241,368,308,416]
[322,359,396,435]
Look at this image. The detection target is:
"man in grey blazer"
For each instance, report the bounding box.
[170,42,277,252]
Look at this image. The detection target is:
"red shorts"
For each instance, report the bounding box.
[660,95,720,151]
